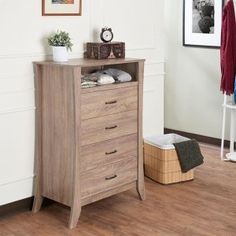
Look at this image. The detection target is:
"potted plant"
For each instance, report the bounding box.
[48,30,73,62]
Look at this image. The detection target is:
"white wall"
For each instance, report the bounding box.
[0,0,164,205]
[164,0,224,139]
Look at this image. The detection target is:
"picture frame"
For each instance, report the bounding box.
[42,0,82,16]
[183,0,224,48]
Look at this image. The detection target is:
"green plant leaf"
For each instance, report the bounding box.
[48,30,73,51]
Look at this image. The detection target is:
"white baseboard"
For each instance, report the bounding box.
[0,177,33,206]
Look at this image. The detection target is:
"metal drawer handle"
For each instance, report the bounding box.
[105,150,117,155]
[105,125,117,130]
[105,174,117,180]
[105,100,117,105]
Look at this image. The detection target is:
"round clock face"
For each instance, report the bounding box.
[100,28,113,43]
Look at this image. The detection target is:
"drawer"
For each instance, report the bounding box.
[81,110,137,146]
[81,158,137,198]
[81,85,137,120]
[81,134,137,172]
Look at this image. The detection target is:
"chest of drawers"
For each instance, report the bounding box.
[32,58,145,229]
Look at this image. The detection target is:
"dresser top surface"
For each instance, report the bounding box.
[34,58,145,67]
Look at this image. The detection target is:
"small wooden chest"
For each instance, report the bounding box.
[86,42,125,60]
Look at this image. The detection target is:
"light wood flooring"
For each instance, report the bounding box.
[1,144,236,236]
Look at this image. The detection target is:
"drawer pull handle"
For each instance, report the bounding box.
[105,150,117,155]
[105,174,117,180]
[105,125,117,130]
[105,100,117,105]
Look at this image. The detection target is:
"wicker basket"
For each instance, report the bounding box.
[144,134,194,184]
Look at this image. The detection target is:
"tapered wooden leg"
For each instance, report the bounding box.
[137,177,146,200]
[68,204,81,229]
[32,195,44,213]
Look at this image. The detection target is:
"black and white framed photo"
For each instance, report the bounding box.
[183,0,223,48]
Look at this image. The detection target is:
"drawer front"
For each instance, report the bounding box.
[81,110,137,146]
[81,134,137,172]
[81,158,137,198]
[81,85,137,120]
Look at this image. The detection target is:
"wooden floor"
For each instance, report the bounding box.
[1,144,236,236]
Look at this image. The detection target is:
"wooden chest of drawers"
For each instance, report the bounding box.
[32,58,145,229]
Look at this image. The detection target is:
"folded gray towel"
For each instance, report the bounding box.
[81,72,101,82]
[81,72,115,85]
[97,74,115,85]
[103,68,132,82]
[173,139,204,173]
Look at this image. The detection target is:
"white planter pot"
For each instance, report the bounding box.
[52,46,68,62]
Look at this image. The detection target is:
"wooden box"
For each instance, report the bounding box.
[144,135,194,184]
[86,42,125,60]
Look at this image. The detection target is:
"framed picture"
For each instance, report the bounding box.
[42,0,82,16]
[183,0,223,48]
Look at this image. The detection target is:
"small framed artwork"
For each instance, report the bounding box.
[42,0,82,16]
[183,0,223,48]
